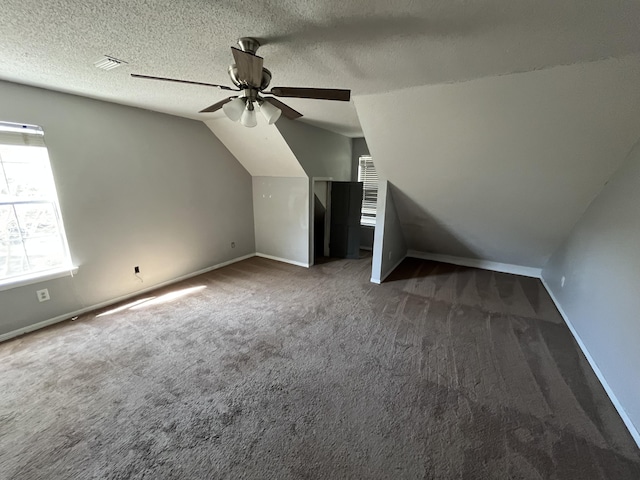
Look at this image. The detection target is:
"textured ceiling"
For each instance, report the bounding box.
[1,0,639,137]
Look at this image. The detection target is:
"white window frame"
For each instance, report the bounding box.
[357,155,378,227]
[0,121,74,290]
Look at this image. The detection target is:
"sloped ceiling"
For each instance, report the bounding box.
[276,117,353,181]
[1,0,640,137]
[205,118,305,177]
[355,54,640,268]
[2,0,640,269]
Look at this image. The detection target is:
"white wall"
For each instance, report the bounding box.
[0,80,255,337]
[371,181,407,283]
[253,177,309,267]
[355,54,640,268]
[276,118,353,181]
[542,138,640,445]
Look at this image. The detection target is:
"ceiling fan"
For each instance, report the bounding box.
[131,37,351,127]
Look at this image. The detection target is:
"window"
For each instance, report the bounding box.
[0,122,72,285]
[358,155,378,226]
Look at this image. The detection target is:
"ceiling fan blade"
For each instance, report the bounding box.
[199,96,238,113]
[231,47,264,87]
[264,97,303,120]
[131,73,236,91]
[270,87,351,102]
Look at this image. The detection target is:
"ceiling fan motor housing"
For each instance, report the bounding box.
[228,65,271,91]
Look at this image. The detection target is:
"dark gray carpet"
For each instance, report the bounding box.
[0,255,638,479]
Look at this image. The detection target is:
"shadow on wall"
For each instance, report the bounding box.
[390,186,481,259]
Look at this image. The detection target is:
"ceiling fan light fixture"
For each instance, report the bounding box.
[222,97,246,122]
[240,102,257,128]
[259,100,282,125]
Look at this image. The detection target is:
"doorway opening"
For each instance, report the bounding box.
[312,179,331,264]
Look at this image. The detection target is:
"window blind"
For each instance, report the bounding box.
[0,122,46,147]
[358,155,378,226]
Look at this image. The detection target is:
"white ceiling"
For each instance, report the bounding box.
[1,0,639,137]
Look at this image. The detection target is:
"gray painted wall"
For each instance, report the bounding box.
[351,137,370,181]
[0,80,255,336]
[276,118,352,181]
[355,54,640,268]
[542,139,640,442]
[360,226,374,250]
[371,181,407,283]
[253,176,309,267]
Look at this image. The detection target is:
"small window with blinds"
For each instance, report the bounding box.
[0,121,72,284]
[357,155,378,226]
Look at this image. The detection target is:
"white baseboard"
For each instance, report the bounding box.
[255,253,310,268]
[407,250,542,278]
[371,254,407,284]
[0,253,256,344]
[540,278,640,448]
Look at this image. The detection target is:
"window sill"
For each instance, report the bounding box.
[0,266,79,293]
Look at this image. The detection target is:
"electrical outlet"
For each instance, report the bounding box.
[134,266,140,274]
[36,288,50,302]
[231,242,236,248]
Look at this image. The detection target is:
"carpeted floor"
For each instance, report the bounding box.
[0,255,639,479]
